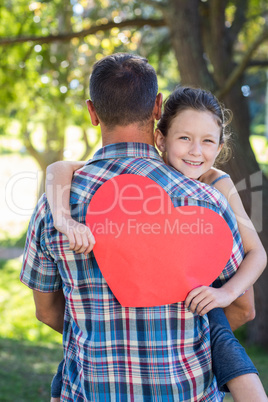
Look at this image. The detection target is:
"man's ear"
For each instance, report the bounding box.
[154,129,166,152]
[153,93,163,120]
[86,100,100,126]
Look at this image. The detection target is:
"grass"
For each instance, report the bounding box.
[0,258,63,401]
[0,337,63,402]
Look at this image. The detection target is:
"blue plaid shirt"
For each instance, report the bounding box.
[21,142,244,401]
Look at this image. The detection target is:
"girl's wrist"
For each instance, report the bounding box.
[53,211,72,226]
[221,285,239,304]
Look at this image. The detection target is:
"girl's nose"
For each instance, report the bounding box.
[189,142,202,156]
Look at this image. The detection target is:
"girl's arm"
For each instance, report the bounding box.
[46,161,95,255]
[185,175,267,319]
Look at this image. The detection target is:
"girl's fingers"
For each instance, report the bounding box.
[74,232,92,254]
[186,287,230,315]
[188,292,214,313]
[73,232,83,252]
[190,297,205,313]
[83,243,94,255]
[66,222,95,254]
[198,301,215,316]
[81,235,91,254]
[185,289,200,308]
[68,229,76,250]
[195,297,213,314]
[185,286,208,308]
[82,231,96,255]
[188,292,206,312]
[87,230,95,245]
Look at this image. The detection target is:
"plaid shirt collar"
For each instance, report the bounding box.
[86,142,163,164]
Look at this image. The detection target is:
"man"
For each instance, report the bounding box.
[21,53,250,401]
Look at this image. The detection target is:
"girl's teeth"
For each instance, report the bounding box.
[185,161,202,166]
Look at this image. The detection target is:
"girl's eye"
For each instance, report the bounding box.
[204,139,214,143]
[179,136,190,140]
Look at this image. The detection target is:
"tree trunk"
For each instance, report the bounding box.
[163,0,215,90]
[222,85,268,349]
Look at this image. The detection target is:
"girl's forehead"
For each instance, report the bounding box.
[170,109,221,131]
[173,108,216,120]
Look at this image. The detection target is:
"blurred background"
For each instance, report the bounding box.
[0,0,268,400]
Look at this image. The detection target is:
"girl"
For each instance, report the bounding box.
[47,87,267,401]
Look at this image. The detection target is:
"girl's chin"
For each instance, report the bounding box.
[178,169,199,180]
[166,162,201,180]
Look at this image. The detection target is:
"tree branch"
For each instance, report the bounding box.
[245,9,268,23]
[80,127,100,161]
[80,128,92,161]
[216,25,268,99]
[24,129,46,170]
[247,59,268,68]
[0,17,166,46]
[142,0,168,12]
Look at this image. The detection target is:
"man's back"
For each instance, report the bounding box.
[21,142,243,401]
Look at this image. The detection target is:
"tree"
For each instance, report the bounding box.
[1,0,268,346]
[0,0,100,192]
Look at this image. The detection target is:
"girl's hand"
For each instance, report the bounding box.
[53,215,95,255]
[185,286,235,315]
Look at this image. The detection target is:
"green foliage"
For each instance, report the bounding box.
[1,0,267,135]
[250,134,268,167]
[0,258,61,344]
[0,0,102,169]
[0,228,27,249]
[0,0,178,169]
[1,0,267,173]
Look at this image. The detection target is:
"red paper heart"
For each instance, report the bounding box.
[86,174,233,307]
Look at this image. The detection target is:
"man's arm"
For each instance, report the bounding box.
[224,286,255,331]
[33,289,65,334]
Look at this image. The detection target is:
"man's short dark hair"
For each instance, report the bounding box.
[89,53,158,128]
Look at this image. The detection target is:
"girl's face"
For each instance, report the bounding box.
[155,109,223,180]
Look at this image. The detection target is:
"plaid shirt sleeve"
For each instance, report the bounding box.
[20,194,62,293]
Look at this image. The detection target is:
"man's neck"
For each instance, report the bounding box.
[101,122,155,147]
